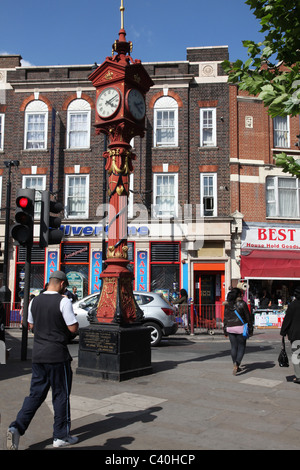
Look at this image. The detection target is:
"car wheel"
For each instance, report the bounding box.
[144,322,162,347]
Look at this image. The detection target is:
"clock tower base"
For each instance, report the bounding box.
[76,323,152,381]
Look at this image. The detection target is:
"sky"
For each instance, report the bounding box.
[0,0,265,67]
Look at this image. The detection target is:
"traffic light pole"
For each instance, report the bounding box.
[21,243,32,361]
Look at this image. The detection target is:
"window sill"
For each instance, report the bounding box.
[64,148,92,152]
[152,146,181,150]
[198,146,219,151]
[266,216,300,221]
[272,148,300,154]
[21,149,49,153]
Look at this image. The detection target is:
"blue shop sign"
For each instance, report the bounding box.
[60,224,149,237]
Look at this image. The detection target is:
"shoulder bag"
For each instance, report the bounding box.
[278,336,289,367]
[234,309,249,339]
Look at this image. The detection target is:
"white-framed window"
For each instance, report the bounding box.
[0,113,4,150]
[67,99,91,149]
[153,173,178,218]
[65,174,89,219]
[273,116,289,148]
[24,100,48,150]
[200,108,217,147]
[154,96,178,147]
[128,173,134,219]
[22,175,46,217]
[200,173,217,217]
[266,175,300,218]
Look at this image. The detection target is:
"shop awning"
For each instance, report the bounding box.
[241,250,300,279]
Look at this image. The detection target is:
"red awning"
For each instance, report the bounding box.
[241,250,300,279]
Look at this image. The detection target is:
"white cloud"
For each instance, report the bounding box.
[21,58,34,67]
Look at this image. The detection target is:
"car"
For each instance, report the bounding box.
[72,291,178,346]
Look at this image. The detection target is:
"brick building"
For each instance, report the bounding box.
[229,85,300,312]
[0,46,232,321]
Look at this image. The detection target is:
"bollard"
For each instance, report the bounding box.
[190,300,194,335]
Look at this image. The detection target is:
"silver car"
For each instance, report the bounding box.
[72,291,178,346]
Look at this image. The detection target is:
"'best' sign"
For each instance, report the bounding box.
[241,225,300,250]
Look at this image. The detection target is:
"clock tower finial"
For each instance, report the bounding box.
[120,0,125,30]
[111,0,133,63]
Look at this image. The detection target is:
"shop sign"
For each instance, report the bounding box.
[136,251,148,291]
[47,251,59,282]
[242,225,300,250]
[91,251,102,294]
[60,224,149,237]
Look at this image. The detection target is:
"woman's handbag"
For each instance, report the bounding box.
[278,336,289,367]
[234,309,249,339]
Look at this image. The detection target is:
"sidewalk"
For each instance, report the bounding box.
[1,328,299,451]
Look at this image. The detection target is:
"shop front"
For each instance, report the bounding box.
[11,220,231,315]
[241,223,300,327]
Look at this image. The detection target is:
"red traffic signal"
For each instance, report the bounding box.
[18,197,31,209]
[11,188,35,246]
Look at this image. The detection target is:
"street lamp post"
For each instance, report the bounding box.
[0,160,19,304]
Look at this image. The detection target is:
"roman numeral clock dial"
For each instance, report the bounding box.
[96,87,121,118]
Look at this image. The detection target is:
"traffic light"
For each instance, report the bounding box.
[11,188,35,246]
[39,190,64,247]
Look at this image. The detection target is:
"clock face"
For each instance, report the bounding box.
[96,87,121,118]
[127,89,146,120]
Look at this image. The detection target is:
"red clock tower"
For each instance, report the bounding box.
[88,2,153,325]
[77,2,153,380]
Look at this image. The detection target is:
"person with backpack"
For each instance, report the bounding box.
[224,287,253,375]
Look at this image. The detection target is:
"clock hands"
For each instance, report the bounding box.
[105,94,119,108]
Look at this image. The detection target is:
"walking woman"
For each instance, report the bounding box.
[173,289,190,334]
[224,287,253,375]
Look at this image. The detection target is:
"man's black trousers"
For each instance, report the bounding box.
[10,361,73,439]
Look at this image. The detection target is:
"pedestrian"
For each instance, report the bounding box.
[72,286,78,302]
[0,298,6,343]
[280,286,300,384]
[7,271,79,450]
[173,288,190,334]
[224,287,253,375]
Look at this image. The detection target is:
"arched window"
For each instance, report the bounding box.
[153,96,178,147]
[67,99,91,149]
[24,100,48,150]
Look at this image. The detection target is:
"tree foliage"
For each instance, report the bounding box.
[222,0,300,176]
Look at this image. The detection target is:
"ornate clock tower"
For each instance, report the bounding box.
[77,2,153,380]
[89,1,153,324]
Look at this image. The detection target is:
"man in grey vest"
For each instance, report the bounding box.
[7,271,79,450]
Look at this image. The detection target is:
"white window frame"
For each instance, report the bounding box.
[266,175,300,218]
[22,175,46,218]
[200,173,218,217]
[65,174,89,219]
[273,116,290,148]
[0,113,4,151]
[0,176,2,212]
[153,173,178,218]
[128,173,134,219]
[200,108,217,147]
[67,99,91,149]
[24,100,48,150]
[154,96,178,147]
